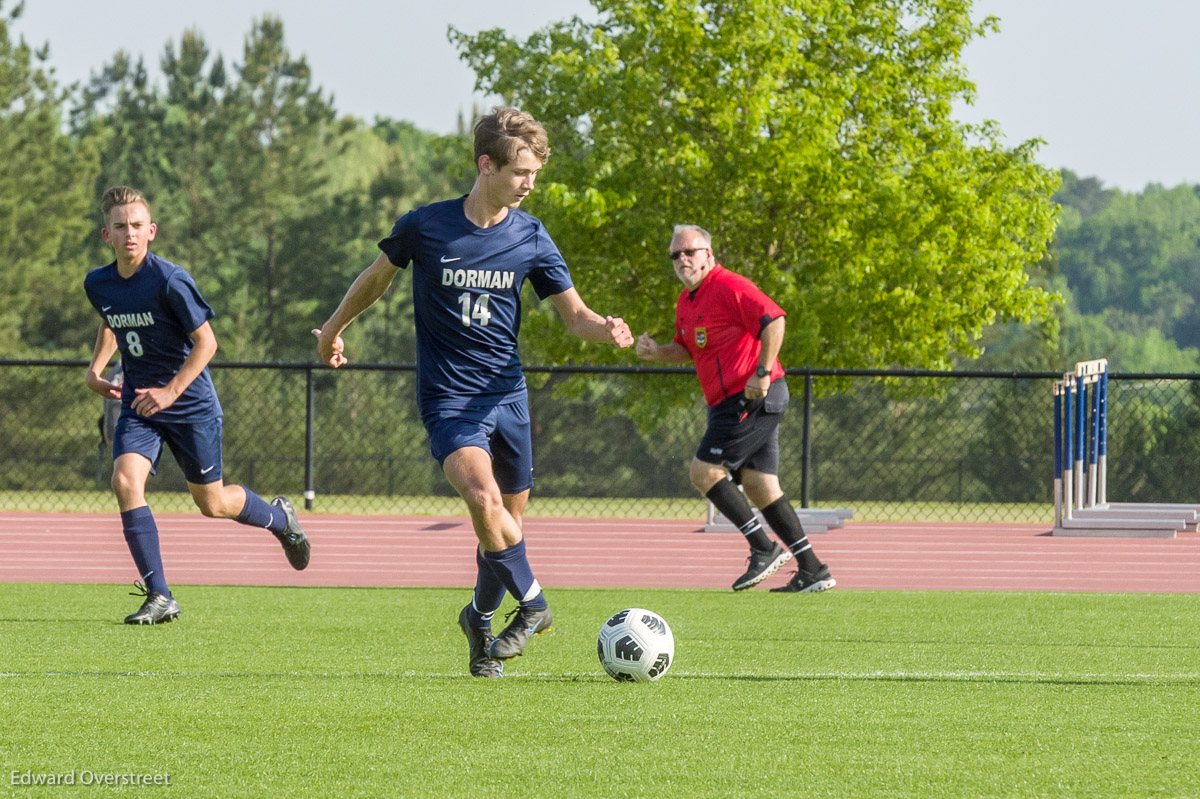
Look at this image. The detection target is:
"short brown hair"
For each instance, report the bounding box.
[101,186,151,223]
[473,107,550,169]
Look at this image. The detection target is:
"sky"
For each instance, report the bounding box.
[11,0,1200,193]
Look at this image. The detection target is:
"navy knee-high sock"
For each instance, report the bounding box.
[467,546,507,628]
[121,505,169,596]
[232,486,287,533]
[482,540,547,609]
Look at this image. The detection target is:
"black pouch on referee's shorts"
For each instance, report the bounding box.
[763,377,790,414]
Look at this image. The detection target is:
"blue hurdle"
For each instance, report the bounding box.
[1052,359,1193,537]
[1081,358,1200,521]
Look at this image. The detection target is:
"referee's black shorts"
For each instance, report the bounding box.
[695,377,789,476]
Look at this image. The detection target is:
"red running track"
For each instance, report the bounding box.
[2,512,1200,593]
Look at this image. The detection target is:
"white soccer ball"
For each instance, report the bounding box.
[597,608,674,682]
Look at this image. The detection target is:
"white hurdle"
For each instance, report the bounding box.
[1085,359,1200,523]
[703,489,852,534]
[1052,359,1192,537]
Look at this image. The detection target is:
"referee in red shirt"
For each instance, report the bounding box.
[636,224,835,593]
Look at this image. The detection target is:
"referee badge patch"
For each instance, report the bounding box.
[695,327,707,348]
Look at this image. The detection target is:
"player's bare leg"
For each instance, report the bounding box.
[112,453,179,623]
[188,481,250,518]
[112,452,154,512]
[444,447,551,660]
[188,480,310,570]
[443,447,524,551]
[456,484,533,677]
[502,489,528,536]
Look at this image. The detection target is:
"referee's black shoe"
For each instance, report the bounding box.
[770,563,837,593]
[271,496,311,570]
[732,542,791,591]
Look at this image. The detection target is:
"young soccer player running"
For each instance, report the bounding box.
[314,108,633,677]
[84,186,311,625]
[636,224,836,594]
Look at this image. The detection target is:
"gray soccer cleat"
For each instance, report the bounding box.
[487,604,554,660]
[270,496,311,570]
[458,604,503,678]
[124,582,180,625]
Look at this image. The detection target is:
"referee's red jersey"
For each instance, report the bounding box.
[672,264,787,406]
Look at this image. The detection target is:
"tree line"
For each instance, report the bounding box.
[4,0,1197,381]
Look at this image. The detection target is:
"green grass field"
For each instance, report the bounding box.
[2,583,1196,797]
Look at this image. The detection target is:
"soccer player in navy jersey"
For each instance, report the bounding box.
[84,186,311,625]
[636,224,836,594]
[315,108,633,677]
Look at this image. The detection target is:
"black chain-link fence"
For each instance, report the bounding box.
[5,360,1200,522]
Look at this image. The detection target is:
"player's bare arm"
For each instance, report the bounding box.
[314,252,400,367]
[84,323,122,400]
[635,333,693,364]
[548,287,633,348]
[746,316,785,399]
[131,320,219,417]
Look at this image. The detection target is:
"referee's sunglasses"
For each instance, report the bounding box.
[669,247,709,260]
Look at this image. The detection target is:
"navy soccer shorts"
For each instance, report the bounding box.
[425,399,534,494]
[695,378,790,476]
[113,414,224,485]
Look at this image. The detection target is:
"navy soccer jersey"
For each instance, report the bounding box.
[84,252,221,422]
[379,197,574,416]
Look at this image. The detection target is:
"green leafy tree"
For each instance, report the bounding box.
[451,0,1059,381]
[1055,169,1117,222]
[974,170,1200,373]
[0,0,99,355]
[1055,181,1200,349]
[70,19,344,360]
[67,50,170,301]
[316,119,474,363]
[218,18,338,354]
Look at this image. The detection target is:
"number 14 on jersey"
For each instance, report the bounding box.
[458,292,492,327]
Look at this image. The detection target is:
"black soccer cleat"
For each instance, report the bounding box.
[732,542,792,590]
[270,496,310,570]
[770,563,837,594]
[458,604,503,678]
[487,604,554,661]
[124,582,180,625]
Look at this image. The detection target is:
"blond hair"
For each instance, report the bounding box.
[101,186,151,224]
[473,107,550,169]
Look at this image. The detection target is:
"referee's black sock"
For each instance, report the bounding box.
[761,496,822,572]
[706,479,773,552]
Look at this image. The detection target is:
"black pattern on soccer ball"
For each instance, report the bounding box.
[640,613,669,635]
[597,608,675,682]
[605,609,630,627]
[614,634,644,663]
